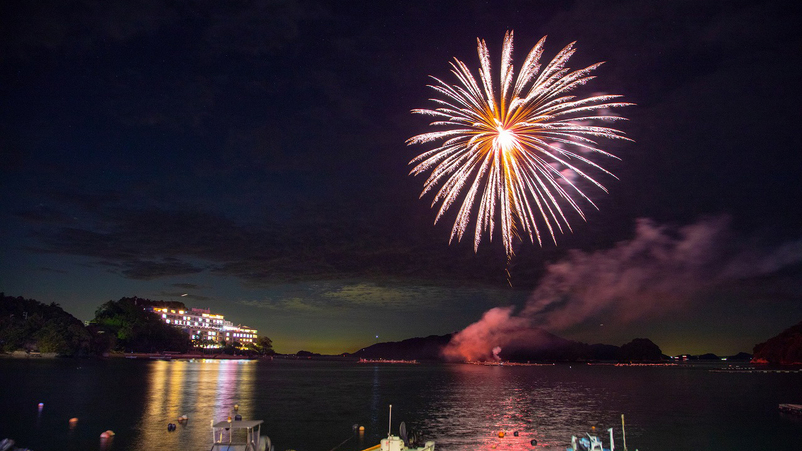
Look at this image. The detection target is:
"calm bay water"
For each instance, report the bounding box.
[0,358,799,451]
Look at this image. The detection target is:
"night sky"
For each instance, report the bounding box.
[2,0,801,356]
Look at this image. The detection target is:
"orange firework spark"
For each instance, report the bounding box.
[407,31,633,257]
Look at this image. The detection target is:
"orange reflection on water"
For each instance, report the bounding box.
[422,364,552,450]
[131,359,257,450]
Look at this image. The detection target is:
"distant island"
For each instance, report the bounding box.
[344,333,751,363]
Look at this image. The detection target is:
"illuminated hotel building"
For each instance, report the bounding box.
[148,307,258,346]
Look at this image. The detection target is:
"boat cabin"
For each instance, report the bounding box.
[210,419,264,451]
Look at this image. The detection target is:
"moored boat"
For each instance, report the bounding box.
[362,433,434,451]
[210,418,273,451]
[567,416,638,451]
[566,429,613,451]
[361,406,434,451]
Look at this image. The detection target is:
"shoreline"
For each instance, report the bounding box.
[0,351,269,360]
[112,352,265,360]
[0,351,59,359]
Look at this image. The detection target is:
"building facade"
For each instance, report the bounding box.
[148,306,257,348]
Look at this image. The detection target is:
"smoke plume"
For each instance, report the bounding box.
[444,216,802,361]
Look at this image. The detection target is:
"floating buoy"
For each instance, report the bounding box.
[530,439,538,446]
[105,430,115,436]
[38,403,44,409]
[498,431,505,438]
[234,404,239,412]
[69,418,79,428]
[514,431,519,437]
[359,426,365,432]
[100,430,115,439]
[235,414,242,421]
[178,415,188,422]
[167,423,177,431]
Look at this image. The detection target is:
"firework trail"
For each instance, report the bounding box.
[407,31,633,257]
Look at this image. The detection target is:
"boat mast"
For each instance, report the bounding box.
[388,404,393,437]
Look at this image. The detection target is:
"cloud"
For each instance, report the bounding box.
[235,282,450,313]
[239,297,321,313]
[1,1,177,60]
[18,182,524,287]
[445,216,802,361]
[37,267,68,274]
[321,283,443,309]
[170,283,209,290]
[157,291,213,302]
[111,258,206,280]
[14,205,75,224]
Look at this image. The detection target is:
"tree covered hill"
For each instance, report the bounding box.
[0,293,91,356]
[1,295,275,357]
[0,294,191,356]
[92,297,191,353]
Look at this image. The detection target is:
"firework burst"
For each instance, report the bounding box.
[407,31,633,257]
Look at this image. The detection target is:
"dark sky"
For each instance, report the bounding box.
[2,0,801,355]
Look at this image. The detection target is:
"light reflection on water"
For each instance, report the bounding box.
[1,359,800,451]
[423,365,611,450]
[130,359,257,451]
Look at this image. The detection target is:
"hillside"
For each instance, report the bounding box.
[0,294,193,356]
[0,294,91,356]
[752,321,802,365]
[348,331,666,363]
[349,334,453,360]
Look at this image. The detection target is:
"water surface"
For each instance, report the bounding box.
[0,358,799,450]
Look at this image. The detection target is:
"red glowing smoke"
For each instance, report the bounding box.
[443,216,802,361]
